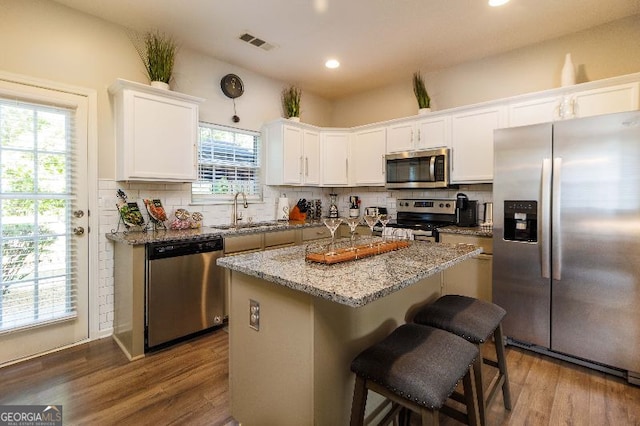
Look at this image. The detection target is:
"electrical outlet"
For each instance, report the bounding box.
[249,299,260,331]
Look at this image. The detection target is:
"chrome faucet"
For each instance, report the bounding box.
[233,191,248,227]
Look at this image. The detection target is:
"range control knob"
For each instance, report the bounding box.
[446,203,451,208]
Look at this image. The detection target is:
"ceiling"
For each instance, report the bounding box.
[52,0,639,99]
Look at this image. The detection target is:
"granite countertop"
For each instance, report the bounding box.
[106,220,324,245]
[438,225,493,238]
[217,237,482,307]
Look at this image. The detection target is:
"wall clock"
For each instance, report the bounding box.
[221,74,244,99]
[221,74,244,122]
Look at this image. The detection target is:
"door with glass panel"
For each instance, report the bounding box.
[0,80,89,365]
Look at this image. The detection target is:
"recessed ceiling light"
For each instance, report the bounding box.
[489,0,510,6]
[325,59,340,69]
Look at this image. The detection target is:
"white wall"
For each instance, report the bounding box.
[331,15,640,127]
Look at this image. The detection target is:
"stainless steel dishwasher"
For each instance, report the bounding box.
[146,236,225,351]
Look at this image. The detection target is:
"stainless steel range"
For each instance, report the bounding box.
[376,199,457,242]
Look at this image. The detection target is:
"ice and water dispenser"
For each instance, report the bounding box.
[503,201,538,242]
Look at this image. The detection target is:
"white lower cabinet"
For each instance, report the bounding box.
[351,126,386,186]
[451,105,507,183]
[440,233,493,302]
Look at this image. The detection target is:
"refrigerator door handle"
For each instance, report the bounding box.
[552,157,563,280]
[541,158,552,279]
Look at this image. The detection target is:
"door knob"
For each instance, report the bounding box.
[73,226,85,236]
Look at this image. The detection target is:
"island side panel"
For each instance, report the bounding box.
[112,243,146,360]
[312,273,443,425]
[229,271,315,426]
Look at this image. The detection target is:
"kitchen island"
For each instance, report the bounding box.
[217,237,482,425]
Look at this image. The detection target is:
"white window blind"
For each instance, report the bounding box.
[0,98,78,333]
[192,122,262,202]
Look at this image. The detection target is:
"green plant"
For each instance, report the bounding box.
[133,30,177,84]
[412,71,430,109]
[281,86,301,118]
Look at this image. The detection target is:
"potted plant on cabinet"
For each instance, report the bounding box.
[282,86,301,121]
[132,30,177,89]
[413,71,431,114]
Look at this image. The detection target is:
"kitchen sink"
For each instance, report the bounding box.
[209,221,287,230]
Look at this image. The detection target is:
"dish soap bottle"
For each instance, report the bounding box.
[277,193,289,221]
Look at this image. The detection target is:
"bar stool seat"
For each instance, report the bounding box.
[413,294,512,426]
[350,323,480,426]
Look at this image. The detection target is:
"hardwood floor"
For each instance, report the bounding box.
[1,329,639,425]
[0,329,232,426]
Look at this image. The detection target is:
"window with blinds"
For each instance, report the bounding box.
[192,122,262,202]
[0,98,77,333]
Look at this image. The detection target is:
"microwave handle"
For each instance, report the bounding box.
[429,156,436,181]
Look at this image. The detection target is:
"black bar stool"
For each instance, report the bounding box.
[413,294,512,426]
[350,323,481,426]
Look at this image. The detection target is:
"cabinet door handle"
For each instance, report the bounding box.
[299,156,303,176]
[305,157,309,176]
[381,155,385,175]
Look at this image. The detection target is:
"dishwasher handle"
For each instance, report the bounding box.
[148,237,223,260]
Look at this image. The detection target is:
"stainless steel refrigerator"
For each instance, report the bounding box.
[493,110,640,385]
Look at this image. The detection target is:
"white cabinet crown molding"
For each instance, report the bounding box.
[108,78,204,104]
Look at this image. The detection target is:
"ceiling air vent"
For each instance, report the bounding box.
[239,33,276,51]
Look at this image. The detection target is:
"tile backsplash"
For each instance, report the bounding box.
[97,180,492,333]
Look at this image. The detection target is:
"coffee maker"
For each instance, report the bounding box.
[455,193,478,227]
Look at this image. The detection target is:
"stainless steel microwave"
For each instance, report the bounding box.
[385,148,450,189]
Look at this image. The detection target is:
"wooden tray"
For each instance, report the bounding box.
[305,240,410,265]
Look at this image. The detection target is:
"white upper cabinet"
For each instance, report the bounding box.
[109,79,203,182]
[508,96,559,127]
[264,121,320,186]
[386,121,414,153]
[351,126,386,186]
[386,115,451,153]
[572,82,639,118]
[509,81,640,127]
[451,105,507,183]
[263,73,639,187]
[301,129,321,185]
[417,115,451,150]
[321,132,350,186]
